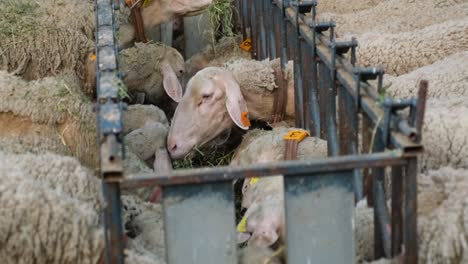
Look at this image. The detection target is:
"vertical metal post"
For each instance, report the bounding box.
[362,115,373,206]
[391,165,403,256]
[273,3,282,59]
[259,0,268,59]
[301,41,312,132]
[267,0,277,59]
[372,133,386,259]
[280,0,289,69]
[250,0,258,59]
[102,181,125,264]
[293,3,304,128]
[404,157,418,264]
[346,90,363,201]
[318,62,329,140]
[241,0,249,40]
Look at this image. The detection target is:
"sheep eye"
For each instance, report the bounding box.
[202,94,212,99]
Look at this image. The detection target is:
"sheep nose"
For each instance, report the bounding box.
[167,136,178,154]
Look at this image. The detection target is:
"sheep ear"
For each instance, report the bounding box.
[213,70,250,130]
[160,62,182,103]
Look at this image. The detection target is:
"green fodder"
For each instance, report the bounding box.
[208,0,235,53]
[173,145,235,169]
[0,0,95,82]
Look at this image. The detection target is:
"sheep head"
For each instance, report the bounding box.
[167,67,250,159]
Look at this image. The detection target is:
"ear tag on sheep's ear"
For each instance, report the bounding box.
[90,53,96,61]
[241,112,251,127]
[249,177,259,186]
[237,216,248,233]
[239,38,252,52]
[284,129,309,142]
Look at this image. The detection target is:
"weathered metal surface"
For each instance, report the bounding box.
[183,12,211,59]
[121,151,406,189]
[404,157,418,263]
[96,1,124,263]
[163,183,237,264]
[391,165,403,256]
[373,132,387,259]
[284,171,354,263]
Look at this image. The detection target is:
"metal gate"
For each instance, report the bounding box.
[95,0,426,263]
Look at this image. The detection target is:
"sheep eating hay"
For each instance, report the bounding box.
[0,0,95,82]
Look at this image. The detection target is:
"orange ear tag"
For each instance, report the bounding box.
[284,129,309,142]
[239,38,252,52]
[90,54,96,61]
[241,111,251,127]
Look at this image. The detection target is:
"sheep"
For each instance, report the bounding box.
[0,151,166,263]
[84,42,185,104]
[318,0,468,37]
[418,97,468,172]
[184,35,251,82]
[0,71,97,168]
[354,17,468,75]
[230,127,328,248]
[116,0,213,49]
[0,71,172,180]
[356,167,468,263]
[167,58,294,159]
[316,0,384,14]
[384,51,468,99]
[0,0,95,85]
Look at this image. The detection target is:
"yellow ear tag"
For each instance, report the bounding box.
[143,0,152,8]
[284,129,309,142]
[249,177,259,186]
[90,54,96,61]
[239,38,252,52]
[237,216,248,233]
[241,111,251,127]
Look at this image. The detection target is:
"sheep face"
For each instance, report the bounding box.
[167,67,249,159]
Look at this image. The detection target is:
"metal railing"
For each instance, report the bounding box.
[96,0,427,263]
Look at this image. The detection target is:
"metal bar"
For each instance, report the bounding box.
[301,41,312,132]
[273,2,282,59]
[96,1,125,263]
[241,0,248,40]
[375,181,391,257]
[259,0,268,59]
[318,62,328,140]
[163,182,237,264]
[282,6,421,152]
[328,41,340,156]
[404,157,418,263]
[280,0,289,69]
[362,115,373,206]
[391,165,403,256]
[372,133,387,259]
[285,171,355,263]
[121,151,406,189]
[293,4,304,128]
[415,80,428,142]
[268,0,277,58]
[338,85,350,155]
[250,0,258,59]
[343,86,363,201]
[102,182,124,264]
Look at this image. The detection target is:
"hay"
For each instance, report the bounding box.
[0,0,95,83]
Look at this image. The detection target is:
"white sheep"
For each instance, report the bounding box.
[356,167,468,263]
[316,0,383,14]
[318,0,468,37]
[384,51,468,99]
[167,58,294,159]
[0,0,95,87]
[230,127,328,248]
[0,151,166,263]
[184,35,251,81]
[84,42,185,103]
[355,17,468,75]
[419,97,468,171]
